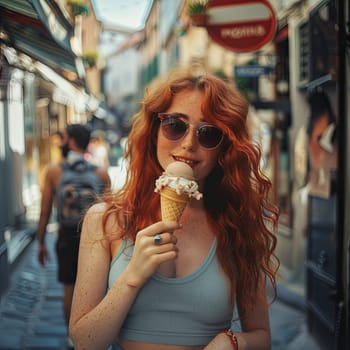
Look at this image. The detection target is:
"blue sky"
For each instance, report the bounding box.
[92,0,153,30]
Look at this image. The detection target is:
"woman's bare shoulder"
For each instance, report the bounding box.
[83,202,123,242]
[87,202,108,215]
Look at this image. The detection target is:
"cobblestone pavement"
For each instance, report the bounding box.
[0,232,68,350]
[269,299,320,349]
[0,231,321,350]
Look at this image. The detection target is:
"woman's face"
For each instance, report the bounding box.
[156,89,221,187]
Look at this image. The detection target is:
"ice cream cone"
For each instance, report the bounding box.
[160,187,190,221]
[155,162,202,222]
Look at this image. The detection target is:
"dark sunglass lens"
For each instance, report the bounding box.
[198,126,223,148]
[162,118,187,140]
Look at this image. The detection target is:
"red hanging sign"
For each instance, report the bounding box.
[206,0,277,53]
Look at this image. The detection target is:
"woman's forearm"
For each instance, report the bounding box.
[69,270,141,350]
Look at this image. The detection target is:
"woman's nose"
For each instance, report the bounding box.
[181,126,198,151]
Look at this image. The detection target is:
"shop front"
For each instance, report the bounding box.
[0,0,87,297]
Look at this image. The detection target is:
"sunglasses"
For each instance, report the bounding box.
[157,113,224,149]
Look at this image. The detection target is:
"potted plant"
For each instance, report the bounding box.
[187,0,209,27]
[82,51,98,68]
[67,0,89,16]
[174,19,189,37]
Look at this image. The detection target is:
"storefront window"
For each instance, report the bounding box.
[277,128,292,228]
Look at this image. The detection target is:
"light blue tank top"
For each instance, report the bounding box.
[108,239,235,347]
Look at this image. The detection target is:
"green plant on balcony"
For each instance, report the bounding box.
[235,76,258,103]
[67,0,89,16]
[174,19,189,37]
[214,69,228,81]
[187,0,209,26]
[82,51,98,68]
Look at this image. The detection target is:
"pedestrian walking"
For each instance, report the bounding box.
[36,124,111,349]
[69,69,279,350]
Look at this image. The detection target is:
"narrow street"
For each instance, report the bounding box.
[0,230,321,350]
[1,0,349,348]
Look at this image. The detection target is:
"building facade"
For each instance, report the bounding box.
[0,0,102,297]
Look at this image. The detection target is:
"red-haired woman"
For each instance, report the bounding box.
[69,68,279,350]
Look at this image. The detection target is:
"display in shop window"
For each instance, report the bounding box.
[306,91,337,199]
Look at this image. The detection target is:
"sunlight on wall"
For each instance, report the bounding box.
[8,79,25,155]
[0,103,5,160]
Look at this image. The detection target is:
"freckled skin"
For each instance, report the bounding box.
[69,84,273,350]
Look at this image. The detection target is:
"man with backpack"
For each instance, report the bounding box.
[36,124,111,348]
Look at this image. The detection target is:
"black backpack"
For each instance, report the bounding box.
[56,160,103,229]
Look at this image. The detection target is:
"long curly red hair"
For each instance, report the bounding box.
[103,68,279,315]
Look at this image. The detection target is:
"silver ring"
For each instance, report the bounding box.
[153,234,162,245]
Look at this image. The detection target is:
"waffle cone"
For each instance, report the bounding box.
[160,187,190,222]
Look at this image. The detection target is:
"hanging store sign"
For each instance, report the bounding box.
[206,0,277,53]
[234,65,273,77]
